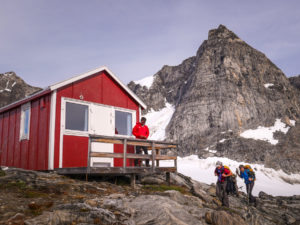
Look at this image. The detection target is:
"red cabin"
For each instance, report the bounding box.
[0,66,147,171]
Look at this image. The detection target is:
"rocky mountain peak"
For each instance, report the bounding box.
[128,25,300,173]
[208,24,241,41]
[0,71,42,108]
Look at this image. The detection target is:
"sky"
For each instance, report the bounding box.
[0,0,300,88]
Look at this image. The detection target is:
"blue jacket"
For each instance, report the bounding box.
[240,170,253,184]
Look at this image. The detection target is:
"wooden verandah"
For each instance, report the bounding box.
[56,135,178,185]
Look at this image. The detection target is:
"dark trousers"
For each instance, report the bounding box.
[134,146,149,167]
[216,181,229,207]
[246,182,255,203]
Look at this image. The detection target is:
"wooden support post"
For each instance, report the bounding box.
[156,149,160,167]
[166,172,170,186]
[131,174,136,189]
[173,148,177,171]
[152,142,156,172]
[123,139,127,169]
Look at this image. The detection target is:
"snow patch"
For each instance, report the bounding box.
[161,156,300,196]
[134,75,154,89]
[204,146,217,154]
[0,80,12,92]
[240,119,291,145]
[145,103,175,140]
[290,120,296,126]
[264,83,274,88]
[219,139,226,143]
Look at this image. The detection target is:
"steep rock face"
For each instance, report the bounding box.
[0,71,41,108]
[289,75,300,90]
[128,25,300,172]
[289,75,300,104]
[128,56,197,112]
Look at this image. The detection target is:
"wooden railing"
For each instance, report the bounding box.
[87,135,178,174]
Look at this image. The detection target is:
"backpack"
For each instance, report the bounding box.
[223,165,236,194]
[226,176,237,194]
[223,165,232,173]
[245,165,256,181]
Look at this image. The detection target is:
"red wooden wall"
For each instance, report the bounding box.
[0,95,51,170]
[55,71,140,168]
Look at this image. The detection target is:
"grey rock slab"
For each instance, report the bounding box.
[126,194,205,225]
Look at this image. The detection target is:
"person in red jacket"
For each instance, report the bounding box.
[132,117,150,166]
[214,161,232,207]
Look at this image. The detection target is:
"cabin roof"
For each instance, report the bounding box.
[0,66,147,113]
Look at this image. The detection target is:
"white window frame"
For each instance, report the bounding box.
[59,97,137,168]
[62,98,90,137]
[20,102,31,140]
[114,107,136,138]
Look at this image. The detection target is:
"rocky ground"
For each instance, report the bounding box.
[0,167,300,225]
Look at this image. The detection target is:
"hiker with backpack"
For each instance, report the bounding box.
[224,166,239,197]
[214,161,232,207]
[236,165,256,203]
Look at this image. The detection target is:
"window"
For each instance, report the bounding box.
[20,102,31,140]
[65,102,88,131]
[115,110,132,136]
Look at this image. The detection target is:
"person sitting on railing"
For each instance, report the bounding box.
[132,117,150,167]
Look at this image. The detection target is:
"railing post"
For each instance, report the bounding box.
[166,172,171,186]
[156,149,160,167]
[123,139,127,169]
[152,142,155,172]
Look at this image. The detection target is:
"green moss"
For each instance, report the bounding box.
[80,208,90,212]
[4,180,27,189]
[22,190,48,198]
[0,170,5,177]
[142,184,189,194]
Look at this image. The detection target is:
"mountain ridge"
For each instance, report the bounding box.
[0,71,41,108]
[128,25,300,173]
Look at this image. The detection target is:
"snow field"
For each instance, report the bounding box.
[161,156,300,196]
[145,103,175,140]
[143,102,300,196]
[240,118,295,145]
[134,75,154,89]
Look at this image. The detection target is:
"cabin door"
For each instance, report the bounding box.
[90,104,114,167]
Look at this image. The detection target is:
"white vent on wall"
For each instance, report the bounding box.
[93,162,111,167]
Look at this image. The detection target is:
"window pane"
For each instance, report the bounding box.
[24,109,30,135]
[66,102,88,131]
[115,110,132,136]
